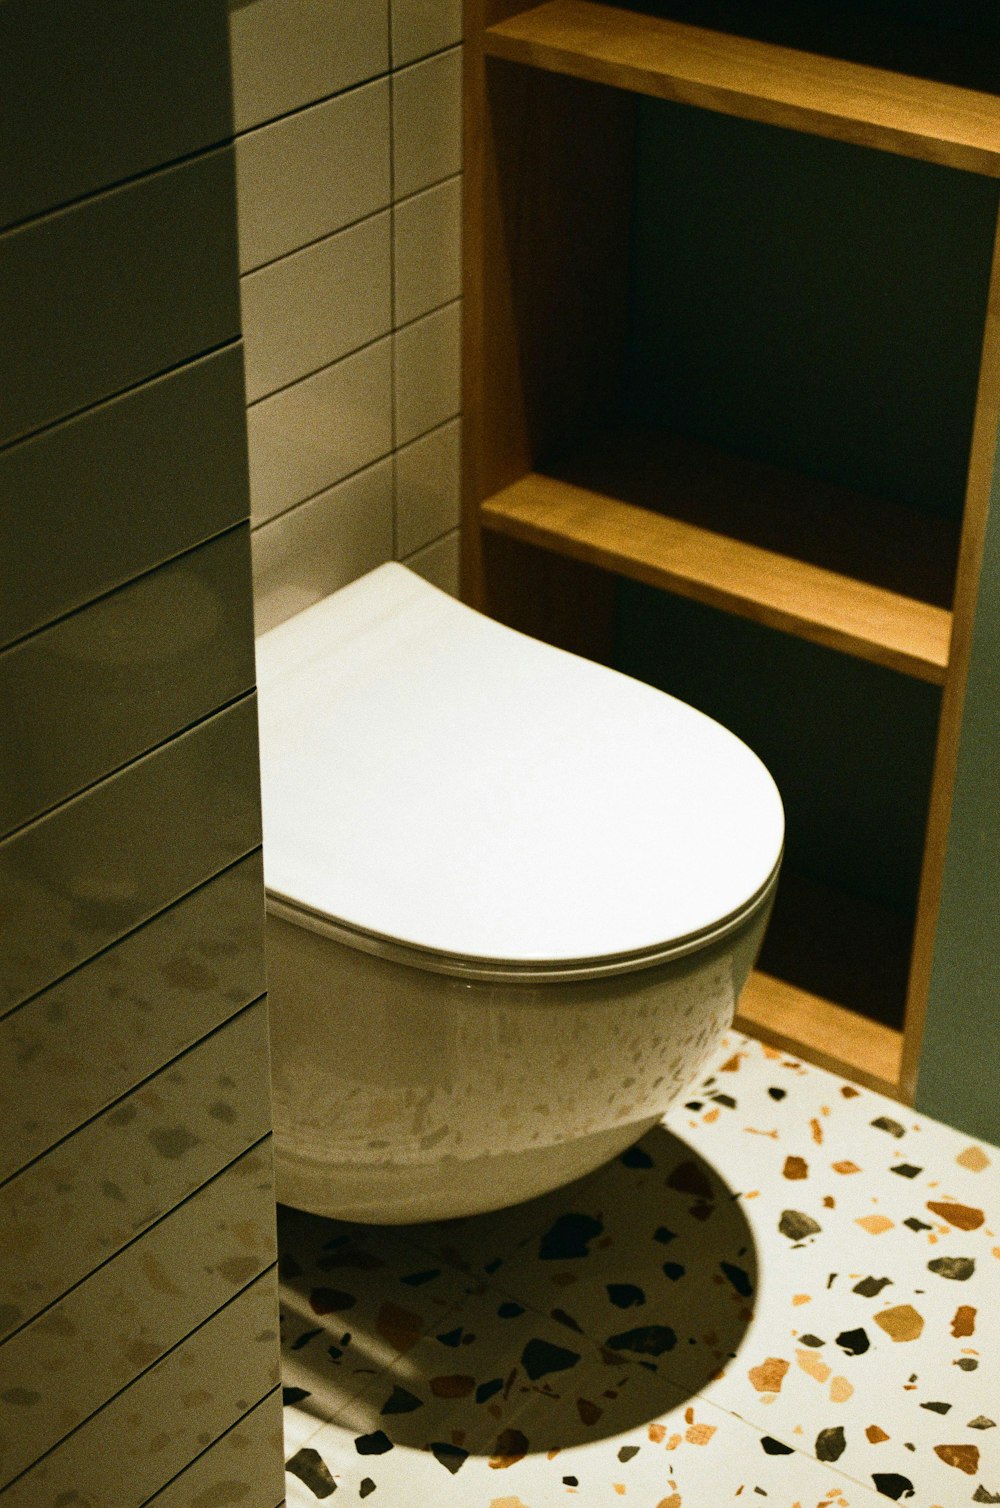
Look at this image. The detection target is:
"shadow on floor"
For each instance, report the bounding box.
[278,1121,758,1458]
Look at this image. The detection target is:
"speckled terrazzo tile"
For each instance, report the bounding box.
[281,1282,886,1505]
[473,1120,758,1403]
[277,1202,479,1442]
[658,1032,1000,1505]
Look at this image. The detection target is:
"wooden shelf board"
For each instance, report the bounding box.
[736,971,904,1097]
[484,0,1000,178]
[482,434,954,680]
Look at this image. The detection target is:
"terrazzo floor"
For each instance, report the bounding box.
[277,1032,999,1506]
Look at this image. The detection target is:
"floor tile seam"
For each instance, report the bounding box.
[282,1341,891,1503]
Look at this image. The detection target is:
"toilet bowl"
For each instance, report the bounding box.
[255,563,783,1223]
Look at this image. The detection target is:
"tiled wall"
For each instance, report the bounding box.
[0,5,282,1504]
[228,0,463,634]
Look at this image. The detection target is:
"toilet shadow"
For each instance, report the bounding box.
[279,1122,759,1456]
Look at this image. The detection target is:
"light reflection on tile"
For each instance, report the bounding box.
[0,1000,271,1340]
[3,1270,280,1507]
[0,1141,277,1486]
[0,851,265,1180]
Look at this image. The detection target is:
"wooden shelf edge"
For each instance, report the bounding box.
[482,474,951,683]
[735,970,905,1098]
[485,1,1000,178]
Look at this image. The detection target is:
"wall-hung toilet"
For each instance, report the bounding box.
[255,563,783,1223]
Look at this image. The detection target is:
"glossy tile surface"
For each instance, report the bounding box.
[0,527,255,836]
[0,852,265,1181]
[276,1033,999,1506]
[248,338,392,527]
[0,1140,276,1486]
[0,1000,271,1340]
[251,458,393,635]
[145,1388,285,1507]
[2,1270,280,1508]
[0,347,249,650]
[1,4,230,229]
[236,81,390,272]
[0,696,262,1013]
[241,212,391,402]
[1,150,239,445]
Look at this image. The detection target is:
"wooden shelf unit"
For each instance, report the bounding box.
[462,0,1000,1100]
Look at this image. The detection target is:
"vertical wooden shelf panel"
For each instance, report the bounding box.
[463,0,1000,1099]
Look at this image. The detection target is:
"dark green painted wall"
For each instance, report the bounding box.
[916,434,1000,1142]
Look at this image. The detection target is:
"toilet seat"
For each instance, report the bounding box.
[254,564,783,979]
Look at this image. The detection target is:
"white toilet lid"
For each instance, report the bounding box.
[255,564,783,972]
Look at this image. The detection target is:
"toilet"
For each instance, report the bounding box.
[255,563,783,1223]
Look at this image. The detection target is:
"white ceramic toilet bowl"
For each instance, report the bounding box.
[255,564,783,1223]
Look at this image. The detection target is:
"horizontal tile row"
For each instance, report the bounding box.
[0,347,249,650]
[0,695,262,1015]
[392,0,463,68]
[250,420,462,634]
[252,459,394,635]
[0,852,266,1184]
[1,147,239,447]
[235,79,390,273]
[228,0,388,134]
[0,999,271,1343]
[0,527,256,838]
[0,1268,281,1507]
[241,211,391,402]
[0,0,231,230]
[0,1140,277,1487]
[248,338,392,528]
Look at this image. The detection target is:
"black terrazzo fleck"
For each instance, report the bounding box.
[815,1425,846,1461]
[400,1269,441,1286]
[836,1327,870,1355]
[872,1472,915,1499]
[760,1436,794,1455]
[920,1401,950,1413]
[551,1306,584,1332]
[430,1442,468,1474]
[286,1446,337,1497]
[290,1327,321,1350]
[653,1226,677,1245]
[620,1145,654,1168]
[607,1283,646,1308]
[928,1255,975,1280]
[476,1378,504,1403]
[497,1301,524,1318]
[380,1385,422,1415]
[890,1164,923,1178]
[606,1324,677,1356]
[521,1337,582,1380]
[662,1261,686,1281]
[359,1478,376,1498]
[720,1261,753,1296]
[767,1087,787,1100]
[538,1213,604,1259]
[779,1209,821,1241]
[872,1116,906,1138]
[904,1217,933,1232]
[853,1276,893,1297]
[355,1431,393,1456]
